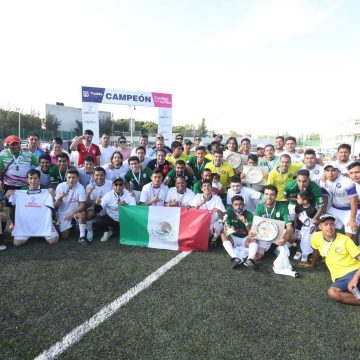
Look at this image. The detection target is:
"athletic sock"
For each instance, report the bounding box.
[248,242,258,259]
[86,220,93,232]
[223,240,237,259]
[79,224,86,237]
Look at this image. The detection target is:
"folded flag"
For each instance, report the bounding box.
[119,206,211,251]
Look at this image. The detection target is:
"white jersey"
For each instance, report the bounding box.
[320,174,357,210]
[165,187,195,207]
[301,164,322,185]
[101,189,136,221]
[131,147,155,158]
[355,182,360,201]
[140,183,169,206]
[55,182,86,215]
[334,159,354,175]
[190,193,225,223]
[283,151,304,163]
[10,190,54,237]
[226,187,262,213]
[103,163,129,181]
[86,180,113,214]
[99,145,116,166]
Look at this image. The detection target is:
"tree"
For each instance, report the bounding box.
[43,113,62,131]
[114,119,129,132]
[99,116,113,134]
[142,121,158,134]
[74,120,83,136]
[197,118,207,136]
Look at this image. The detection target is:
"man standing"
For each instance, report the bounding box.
[320,162,358,239]
[49,153,69,189]
[283,136,303,163]
[131,134,155,158]
[99,133,116,166]
[187,146,211,181]
[274,136,285,156]
[0,135,39,223]
[259,144,279,172]
[139,169,169,206]
[301,214,360,305]
[27,132,44,159]
[335,144,353,175]
[36,153,52,187]
[70,129,101,166]
[301,149,322,185]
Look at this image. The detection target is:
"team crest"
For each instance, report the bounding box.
[142,174,147,178]
[336,183,341,188]
[221,170,226,174]
[151,221,176,242]
[335,247,342,254]
[276,212,280,218]
[315,170,320,175]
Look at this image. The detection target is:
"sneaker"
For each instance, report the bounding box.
[100,230,114,242]
[244,258,256,269]
[293,251,302,260]
[86,231,94,242]
[301,254,308,262]
[232,257,244,269]
[0,244,6,251]
[78,237,91,246]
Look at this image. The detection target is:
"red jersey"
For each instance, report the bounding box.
[76,143,101,166]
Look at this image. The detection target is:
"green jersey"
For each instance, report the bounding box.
[125,167,152,191]
[226,208,253,238]
[165,169,196,188]
[49,165,67,188]
[255,201,292,224]
[187,157,211,180]
[283,179,324,206]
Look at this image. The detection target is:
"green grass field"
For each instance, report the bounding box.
[1,233,360,360]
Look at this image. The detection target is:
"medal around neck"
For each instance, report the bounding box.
[252,216,285,242]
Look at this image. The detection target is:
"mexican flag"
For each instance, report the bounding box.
[119,206,211,251]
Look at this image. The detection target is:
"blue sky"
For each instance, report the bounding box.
[1,0,359,136]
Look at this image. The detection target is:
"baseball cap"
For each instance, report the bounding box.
[323,161,339,170]
[318,213,336,224]
[256,143,265,149]
[5,135,21,145]
[184,139,192,144]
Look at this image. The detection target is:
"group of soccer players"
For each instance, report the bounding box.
[0,131,359,305]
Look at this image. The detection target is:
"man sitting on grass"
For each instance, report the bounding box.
[300,213,360,305]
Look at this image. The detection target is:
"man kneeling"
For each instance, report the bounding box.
[221,195,258,269]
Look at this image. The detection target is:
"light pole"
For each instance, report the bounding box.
[16,108,22,139]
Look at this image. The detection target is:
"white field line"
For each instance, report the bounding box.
[34,251,192,360]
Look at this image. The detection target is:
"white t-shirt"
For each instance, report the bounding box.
[103,163,129,181]
[190,193,225,222]
[86,180,113,214]
[10,190,54,237]
[165,187,195,207]
[78,168,94,188]
[140,183,169,206]
[334,159,354,175]
[283,151,304,163]
[301,164,323,185]
[101,189,136,221]
[320,174,357,210]
[99,145,116,166]
[35,166,51,187]
[226,187,262,213]
[55,182,86,215]
[131,147,155,158]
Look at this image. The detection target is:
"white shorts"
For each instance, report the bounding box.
[58,213,78,233]
[327,207,359,235]
[257,239,272,252]
[231,236,249,259]
[14,224,59,241]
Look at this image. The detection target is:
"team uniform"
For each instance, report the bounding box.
[76,143,101,166]
[78,168,94,188]
[300,164,323,185]
[35,166,51,187]
[103,163,129,182]
[205,161,235,189]
[190,193,226,238]
[259,157,280,172]
[165,153,189,168]
[283,151,304,163]
[295,204,317,258]
[140,183,169,206]
[10,190,58,241]
[165,169,196,189]
[283,179,324,220]
[187,157,211,180]
[226,187,262,213]
[124,168,152,202]
[0,150,39,188]
[165,187,195,207]
[267,163,303,202]
[55,182,86,232]
[99,145,116,166]
[86,180,113,215]
[320,175,358,234]
[100,189,136,222]
[311,231,360,289]
[147,159,171,178]
[335,159,354,176]
[254,201,292,252]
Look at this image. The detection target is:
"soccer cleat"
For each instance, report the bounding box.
[100,230,114,242]
[232,257,244,269]
[293,251,302,260]
[86,231,94,242]
[78,237,91,246]
[244,258,256,269]
[0,244,7,251]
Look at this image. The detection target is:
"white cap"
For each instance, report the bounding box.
[323,161,339,170]
[256,143,265,149]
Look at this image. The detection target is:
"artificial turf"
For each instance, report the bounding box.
[1,235,360,360]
